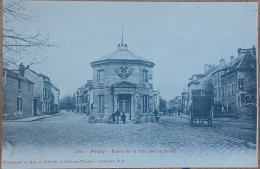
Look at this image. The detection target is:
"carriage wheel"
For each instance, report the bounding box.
[190,118,194,126]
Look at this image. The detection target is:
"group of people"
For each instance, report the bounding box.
[110,109,159,124]
[111,109,126,124]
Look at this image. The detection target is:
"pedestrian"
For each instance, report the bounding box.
[111,112,116,124]
[121,112,126,124]
[154,109,158,117]
[115,109,121,124]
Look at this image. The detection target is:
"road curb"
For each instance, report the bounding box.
[3,113,62,122]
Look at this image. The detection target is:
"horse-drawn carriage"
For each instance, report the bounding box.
[190,90,213,127]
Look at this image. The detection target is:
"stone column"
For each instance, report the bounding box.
[113,94,118,113]
[131,95,135,120]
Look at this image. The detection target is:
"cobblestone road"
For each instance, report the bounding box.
[3,110,256,152]
[2,110,257,168]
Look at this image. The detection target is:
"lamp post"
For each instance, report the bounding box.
[76,91,79,113]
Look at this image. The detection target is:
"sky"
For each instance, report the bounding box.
[5,1,258,100]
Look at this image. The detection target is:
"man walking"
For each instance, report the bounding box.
[121,112,126,124]
[154,109,158,117]
[115,109,121,124]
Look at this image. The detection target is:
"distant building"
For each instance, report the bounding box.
[2,67,34,120]
[89,41,158,120]
[168,96,182,112]
[76,80,93,115]
[181,90,188,114]
[51,84,60,113]
[153,90,160,112]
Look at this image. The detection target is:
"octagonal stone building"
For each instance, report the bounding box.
[90,42,159,120]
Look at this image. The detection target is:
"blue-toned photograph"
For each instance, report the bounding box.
[2,1,258,168]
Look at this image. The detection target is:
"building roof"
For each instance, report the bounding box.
[3,69,34,84]
[221,52,255,77]
[90,43,155,67]
[28,69,50,80]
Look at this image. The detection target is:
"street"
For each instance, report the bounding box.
[3,110,256,150]
[2,110,257,168]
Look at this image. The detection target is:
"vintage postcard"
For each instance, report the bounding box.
[1,0,258,168]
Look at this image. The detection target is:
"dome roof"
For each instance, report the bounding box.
[90,43,155,67]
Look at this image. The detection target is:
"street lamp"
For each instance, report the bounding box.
[76,91,79,113]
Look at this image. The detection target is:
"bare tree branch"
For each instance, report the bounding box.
[3,0,58,68]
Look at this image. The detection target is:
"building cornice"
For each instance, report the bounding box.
[90,59,155,68]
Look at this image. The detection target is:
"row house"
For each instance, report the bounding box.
[212,46,256,120]
[186,60,227,115]
[23,64,53,115]
[184,46,256,120]
[51,84,60,113]
[2,68,34,120]
[76,80,93,115]
[2,63,60,120]
[181,90,188,115]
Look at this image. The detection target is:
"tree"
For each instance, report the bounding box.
[159,96,167,112]
[59,94,76,112]
[3,0,57,68]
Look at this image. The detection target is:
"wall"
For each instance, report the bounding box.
[213,71,225,103]
[2,76,34,120]
[91,62,154,118]
[221,72,237,115]
[236,70,257,120]
[24,70,43,100]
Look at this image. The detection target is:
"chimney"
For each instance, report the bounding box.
[19,63,25,77]
[204,64,209,73]
[208,64,214,70]
[230,56,234,62]
[237,48,241,58]
[220,58,225,65]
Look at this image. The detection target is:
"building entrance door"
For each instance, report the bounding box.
[33,98,38,116]
[118,94,131,120]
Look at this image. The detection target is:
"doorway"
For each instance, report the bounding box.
[33,98,38,116]
[118,94,131,120]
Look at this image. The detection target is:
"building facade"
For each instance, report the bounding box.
[90,42,158,120]
[23,64,54,115]
[219,47,257,120]
[2,68,34,120]
[187,59,228,115]
[51,84,60,113]
[76,80,93,115]
[181,90,188,115]
[185,46,256,120]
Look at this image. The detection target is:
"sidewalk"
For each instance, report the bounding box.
[3,113,62,122]
[180,113,255,123]
[179,113,256,130]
